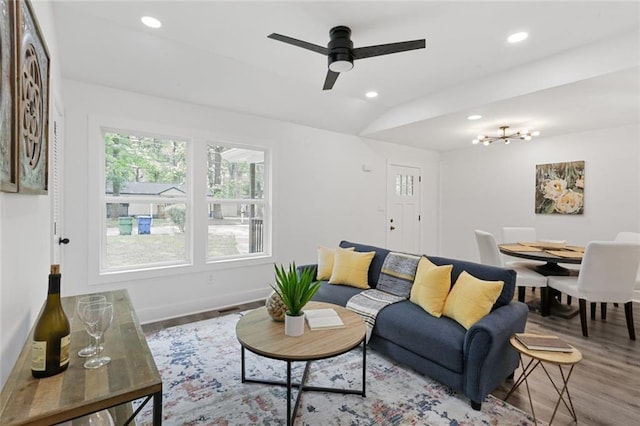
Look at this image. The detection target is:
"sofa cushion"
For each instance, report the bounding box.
[426,255,515,308]
[376,252,421,298]
[373,301,466,373]
[316,246,354,280]
[328,248,375,289]
[311,281,362,307]
[442,271,504,329]
[340,241,390,288]
[410,257,453,317]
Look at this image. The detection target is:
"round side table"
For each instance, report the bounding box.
[505,334,582,425]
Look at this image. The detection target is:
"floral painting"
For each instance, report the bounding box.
[535,161,584,215]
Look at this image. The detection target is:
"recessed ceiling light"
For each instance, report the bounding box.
[141,16,162,29]
[467,114,482,120]
[507,32,528,43]
[365,91,378,98]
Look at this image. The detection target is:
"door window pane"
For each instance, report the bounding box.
[395,174,414,196]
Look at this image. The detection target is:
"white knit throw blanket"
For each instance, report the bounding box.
[346,289,404,343]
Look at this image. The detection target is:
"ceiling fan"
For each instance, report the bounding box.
[268,26,426,90]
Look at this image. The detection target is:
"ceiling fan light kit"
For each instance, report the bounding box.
[472,126,539,146]
[268,25,426,90]
[327,26,355,72]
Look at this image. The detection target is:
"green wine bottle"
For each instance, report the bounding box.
[31,264,71,378]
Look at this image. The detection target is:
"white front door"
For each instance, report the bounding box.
[386,164,421,253]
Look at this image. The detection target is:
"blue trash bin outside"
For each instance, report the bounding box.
[137,216,152,234]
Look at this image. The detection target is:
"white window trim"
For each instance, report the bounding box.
[87,115,273,286]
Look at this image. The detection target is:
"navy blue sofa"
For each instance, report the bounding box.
[307,241,529,410]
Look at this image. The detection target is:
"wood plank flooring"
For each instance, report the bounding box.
[142,293,639,425]
[493,291,639,426]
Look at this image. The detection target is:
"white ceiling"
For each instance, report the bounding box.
[51,1,640,151]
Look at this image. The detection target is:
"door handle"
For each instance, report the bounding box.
[390,226,396,231]
[58,237,70,245]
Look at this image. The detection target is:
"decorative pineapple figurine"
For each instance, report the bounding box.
[265,291,287,322]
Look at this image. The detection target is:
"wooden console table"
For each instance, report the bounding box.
[0,289,162,425]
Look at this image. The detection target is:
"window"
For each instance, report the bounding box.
[102,131,189,272]
[206,145,266,260]
[93,118,272,279]
[395,174,414,196]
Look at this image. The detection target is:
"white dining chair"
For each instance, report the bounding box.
[615,232,640,303]
[474,230,548,305]
[501,226,537,244]
[501,227,543,266]
[548,241,640,340]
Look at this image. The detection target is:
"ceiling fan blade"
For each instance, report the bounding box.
[323,70,340,90]
[352,39,426,60]
[267,33,328,55]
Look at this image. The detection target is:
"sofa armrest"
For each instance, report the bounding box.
[462,301,529,403]
[296,264,318,278]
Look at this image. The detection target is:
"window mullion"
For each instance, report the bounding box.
[191,139,207,266]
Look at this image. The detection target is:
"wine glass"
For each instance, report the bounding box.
[76,409,115,426]
[83,302,114,369]
[76,295,106,357]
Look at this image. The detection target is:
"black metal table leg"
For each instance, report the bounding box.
[240,338,367,425]
[241,346,246,383]
[153,391,163,425]
[286,361,292,426]
[362,342,367,397]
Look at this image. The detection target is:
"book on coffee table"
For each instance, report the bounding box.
[305,308,345,330]
[515,334,574,353]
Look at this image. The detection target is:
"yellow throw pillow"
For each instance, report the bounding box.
[316,246,354,280]
[328,248,375,289]
[409,257,453,317]
[442,271,504,329]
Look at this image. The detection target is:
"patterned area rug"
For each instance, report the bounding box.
[138,312,537,425]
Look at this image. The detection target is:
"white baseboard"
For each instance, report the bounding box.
[136,288,269,324]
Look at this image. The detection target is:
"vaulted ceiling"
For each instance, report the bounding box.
[52,1,640,151]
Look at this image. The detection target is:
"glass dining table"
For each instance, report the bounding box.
[499,242,583,318]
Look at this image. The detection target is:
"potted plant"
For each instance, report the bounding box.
[271,262,321,336]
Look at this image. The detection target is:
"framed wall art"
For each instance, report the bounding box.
[535,160,585,215]
[17,0,49,194]
[1,0,18,192]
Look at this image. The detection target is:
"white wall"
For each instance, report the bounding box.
[0,2,62,387]
[60,80,440,324]
[439,124,640,262]
[4,4,636,393]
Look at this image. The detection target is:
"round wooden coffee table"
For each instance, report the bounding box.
[236,301,366,426]
[505,334,582,425]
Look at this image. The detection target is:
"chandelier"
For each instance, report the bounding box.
[472,126,540,146]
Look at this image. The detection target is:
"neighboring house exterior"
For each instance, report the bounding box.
[106,182,186,217]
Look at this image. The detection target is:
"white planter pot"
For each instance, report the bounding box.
[284,313,305,337]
